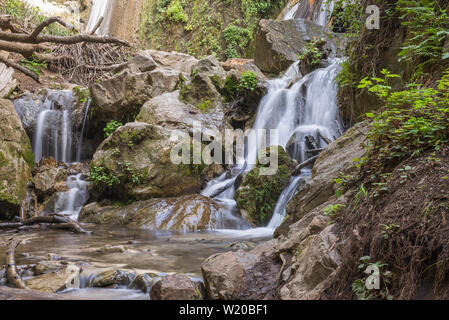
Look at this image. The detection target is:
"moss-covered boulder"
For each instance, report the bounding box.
[0,99,33,220]
[90,122,220,201]
[235,146,294,226]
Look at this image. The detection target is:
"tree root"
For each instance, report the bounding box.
[6,239,28,289]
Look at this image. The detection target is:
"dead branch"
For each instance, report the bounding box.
[292,155,319,176]
[89,16,104,35]
[6,239,28,289]
[317,130,333,145]
[0,30,129,46]
[0,214,90,234]
[29,17,74,40]
[0,54,40,82]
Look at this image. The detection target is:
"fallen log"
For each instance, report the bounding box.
[317,130,332,145]
[6,239,28,289]
[292,155,319,176]
[0,215,90,234]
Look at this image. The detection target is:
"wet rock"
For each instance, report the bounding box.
[79,195,221,232]
[129,273,157,292]
[235,146,295,226]
[201,241,280,300]
[25,269,69,293]
[91,269,134,288]
[0,99,33,220]
[95,245,128,254]
[227,241,258,251]
[32,261,67,275]
[150,274,204,300]
[254,19,345,74]
[32,167,68,197]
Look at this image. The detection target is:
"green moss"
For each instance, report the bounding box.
[73,86,90,103]
[235,146,294,226]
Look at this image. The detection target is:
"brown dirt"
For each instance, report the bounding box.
[322,147,449,299]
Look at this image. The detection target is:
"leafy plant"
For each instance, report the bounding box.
[166,0,188,23]
[352,256,393,300]
[90,165,120,189]
[104,120,123,138]
[238,70,258,92]
[19,57,47,78]
[323,204,346,217]
[397,0,449,76]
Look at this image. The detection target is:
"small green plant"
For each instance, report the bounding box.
[19,57,47,78]
[352,256,393,300]
[323,203,346,217]
[104,120,123,138]
[166,0,188,23]
[238,71,258,92]
[381,224,400,239]
[297,40,324,66]
[90,165,120,189]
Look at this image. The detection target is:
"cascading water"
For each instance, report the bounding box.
[76,98,92,162]
[204,2,343,237]
[85,0,114,35]
[32,90,75,164]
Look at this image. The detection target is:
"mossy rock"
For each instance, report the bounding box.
[235,146,294,226]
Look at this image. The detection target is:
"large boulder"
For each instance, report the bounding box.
[79,194,221,232]
[90,122,214,200]
[0,99,33,220]
[150,274,204,300]
[32,167,68,198]
[235,146,295,226]
[89,53,182,127]
[143,50,199,74]
[254,19,345,74]
[136,90,229,134]
[201,241,281,300]
[284,122,369,226]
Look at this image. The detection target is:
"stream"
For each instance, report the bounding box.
[3,0,342,299]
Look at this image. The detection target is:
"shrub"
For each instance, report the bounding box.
[166,0,188,23]
[104,120,123,138]
[238,70,258,92]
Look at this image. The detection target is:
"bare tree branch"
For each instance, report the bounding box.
[0,54,40,82]
[29,17,74,40]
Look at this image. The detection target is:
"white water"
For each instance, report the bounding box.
[32,90,76,164]
[85,0,114,35]
[204,0,343,237]
[76,98,92,162]
[54,174,89,220]
[283,0,336,27]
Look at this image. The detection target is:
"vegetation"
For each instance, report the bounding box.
[138,0,287,59]
[238,71,258,92]
[104,120,123,138]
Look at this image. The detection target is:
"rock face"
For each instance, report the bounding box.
[0,99,33,220]
[235,146,295,226]
[284,122,369,225]
[89,59,181,126]
[150,274,204,300]
[254,18,345,74]
[79,195,221,232]
[202,122,369,300]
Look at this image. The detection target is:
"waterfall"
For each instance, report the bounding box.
[76,98,92,162]
[283,0,336,27]
[204,2,343,237]
[54,174,89,220]
[85,0,114,35]
[32,90,76,164]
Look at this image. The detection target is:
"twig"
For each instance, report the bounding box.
[6,239,28,289]
[292,155,319,175]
